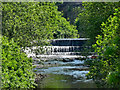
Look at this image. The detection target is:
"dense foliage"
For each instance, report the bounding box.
[2,2,78,47]
[87,8,120,88]
[2,36,36,88]
[75,2,119,44]
[57,2,82,24]
[2,2,79,88]
[2,2,120,88]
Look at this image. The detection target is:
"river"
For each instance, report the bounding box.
[24,38,97,88]
[33,58,97,88]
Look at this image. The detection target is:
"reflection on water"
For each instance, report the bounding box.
[34,59,97,88]
[37,74,97,88]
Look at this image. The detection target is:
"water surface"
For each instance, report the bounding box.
[34,59,97,88]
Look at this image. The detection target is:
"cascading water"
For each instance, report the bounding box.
[24,38,97,88]
[43,46,83,55]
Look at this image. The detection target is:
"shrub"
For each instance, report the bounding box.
[2,36,36,88]
[87,8,120,88]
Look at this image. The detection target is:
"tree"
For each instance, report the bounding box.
[75,2,120,44]
[2,2,78,47]
[87,7,120,88]
[56,2,82,24]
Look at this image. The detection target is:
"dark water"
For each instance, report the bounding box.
[34,59,97,88]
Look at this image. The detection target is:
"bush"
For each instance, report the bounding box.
[2,36,36,88]
[87,8,120,88]
[2,2,78,47]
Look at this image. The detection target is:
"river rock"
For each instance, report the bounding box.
[63,58,73,62]
[75,58,79,60]
[35,73,47,83]
[69,67,89,71]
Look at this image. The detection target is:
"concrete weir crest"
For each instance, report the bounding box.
[23,38,93,60]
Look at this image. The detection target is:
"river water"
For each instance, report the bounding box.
[25,46,97,88]
[23,42,97,88]
[33,58,97,88]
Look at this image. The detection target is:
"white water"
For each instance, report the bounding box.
[30,39,97,88]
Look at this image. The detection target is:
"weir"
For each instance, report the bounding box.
[33,38,97,88]
[24,38,93,60]
[43,38,90,55]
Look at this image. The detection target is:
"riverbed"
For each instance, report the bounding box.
[33,58,97,88]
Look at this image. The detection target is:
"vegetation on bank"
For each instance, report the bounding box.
[2,36,36,88]
[2,2,78,47]
[69,2,120,88]
[86,7,120,88]
[75,2,119,44]
[1,2,78,88]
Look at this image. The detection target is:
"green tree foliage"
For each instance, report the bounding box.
[56,2,82,24]
[2,2,78,47]
[2,36,36,88]
[87,8,120,88]
[2,2,79,88]
[75,2,119,44]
